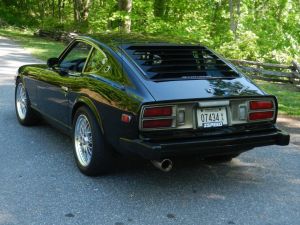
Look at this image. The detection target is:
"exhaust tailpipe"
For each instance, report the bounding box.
[151,159,173,172]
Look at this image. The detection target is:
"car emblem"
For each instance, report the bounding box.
[206,88,213,94]
[237,88,243,94]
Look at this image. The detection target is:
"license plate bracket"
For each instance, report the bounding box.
[197,107,228,128]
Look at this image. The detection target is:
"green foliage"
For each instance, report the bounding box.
[0,27,66,61]
[218,31,260,60]
[1,26,299,116]
[0,0,299,63]
[257,81,300,116]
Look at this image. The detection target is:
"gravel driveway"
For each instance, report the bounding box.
[0,36,299,225]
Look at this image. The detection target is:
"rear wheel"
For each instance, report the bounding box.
[15,80,39,126]
[205,154,239,163]
[73,106,114,176]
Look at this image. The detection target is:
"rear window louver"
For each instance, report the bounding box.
[123,45,239,80]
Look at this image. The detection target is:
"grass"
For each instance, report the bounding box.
[0,27,66,61]
[256,81,300,116]
[0,27,299,116]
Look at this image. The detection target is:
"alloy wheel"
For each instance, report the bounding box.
[74,114,93,167]
[16,83,27,120]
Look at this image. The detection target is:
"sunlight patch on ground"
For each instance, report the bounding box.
[287,178,300,185]
[229,158,265,169]
[0,211,16,224]
[203,193,226,200]
[277,117,300,129]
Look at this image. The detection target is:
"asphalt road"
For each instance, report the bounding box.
[0,36,299,225]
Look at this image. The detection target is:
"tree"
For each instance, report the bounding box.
[118,0,132,33]
[229,0,241,39]
[73,0,92,28]
[154,0,168,18]
[0,0,299,63]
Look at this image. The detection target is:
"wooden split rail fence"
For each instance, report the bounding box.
[230,59,300,88]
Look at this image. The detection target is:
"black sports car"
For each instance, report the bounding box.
[15,33,290,175]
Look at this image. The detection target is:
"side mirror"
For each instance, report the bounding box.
[47,57,59,68]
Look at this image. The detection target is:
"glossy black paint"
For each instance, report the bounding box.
[17,34,289,159]
[120,129,290,159]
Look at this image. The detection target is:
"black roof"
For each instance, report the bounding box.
[79,32,239,81]
[86,32,202,48]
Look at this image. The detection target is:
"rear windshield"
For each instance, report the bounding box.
[122,45,239,80]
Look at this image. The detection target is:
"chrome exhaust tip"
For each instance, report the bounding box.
[151,159,173,172]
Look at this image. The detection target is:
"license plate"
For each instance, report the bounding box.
[197,107,228,128]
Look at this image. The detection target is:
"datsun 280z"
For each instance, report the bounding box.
[15,34,290,176]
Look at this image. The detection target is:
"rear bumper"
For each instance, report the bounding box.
[119,129,290,160]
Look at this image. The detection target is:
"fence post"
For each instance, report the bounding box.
[292,60,300,87]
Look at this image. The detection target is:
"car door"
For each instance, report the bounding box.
[37,41,92,126]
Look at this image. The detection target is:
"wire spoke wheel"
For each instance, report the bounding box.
[74,114,93,167]
[73,106,114,176]
[16,83,28,120]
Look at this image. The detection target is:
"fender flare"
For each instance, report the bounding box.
[72,96,105,134]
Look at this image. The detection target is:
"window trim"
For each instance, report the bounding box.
[82,47,108,74]
[82,46,132,87]
[58,38,133,88]
[58,40,94,74]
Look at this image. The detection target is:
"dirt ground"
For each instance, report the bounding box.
[277,116,300,146]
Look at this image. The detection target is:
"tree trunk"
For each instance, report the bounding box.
[52,0,55,17]
[118,0,132,33]
[73,0,91,28]
[229,0,241,39]
[229,0,235,33]
[58,0,62,22]
[154,0,168,18]
[73,0,80,22]
[38,1,45,23]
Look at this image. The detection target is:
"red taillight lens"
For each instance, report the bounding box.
[143,119,173,128]
[143,106,172,117]
[249,111,274,121]
[250,101,273,110]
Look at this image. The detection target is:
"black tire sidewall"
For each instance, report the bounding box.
[73,106,112,176]
[15,80,36,125]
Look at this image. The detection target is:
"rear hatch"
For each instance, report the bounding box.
[121,44,264,101]
[121,44,276,133]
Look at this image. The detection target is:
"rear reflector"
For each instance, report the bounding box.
[250,101,273,110]
[249,111,274,121]
[143,119,173,128]
[143,106,172,117]
[121,114,132,123]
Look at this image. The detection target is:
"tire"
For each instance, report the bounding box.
[205,154,239,163]
[15,80,39,126]
[73,106,114,176]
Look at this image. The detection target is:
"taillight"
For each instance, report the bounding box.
[143,119,173,128]
[143,106,172,117]
[141,105,175,130]
[249,111,274,121]
[248,99,275,122]
[250,101,273,110]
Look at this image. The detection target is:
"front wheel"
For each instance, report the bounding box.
[73,106,114,176]
[15,81,39,126]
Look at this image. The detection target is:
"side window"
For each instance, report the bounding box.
[84,48,108,73]
[60,42,92,73]
[84,48,131,86]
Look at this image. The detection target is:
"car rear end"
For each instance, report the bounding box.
[119,43,290,160]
